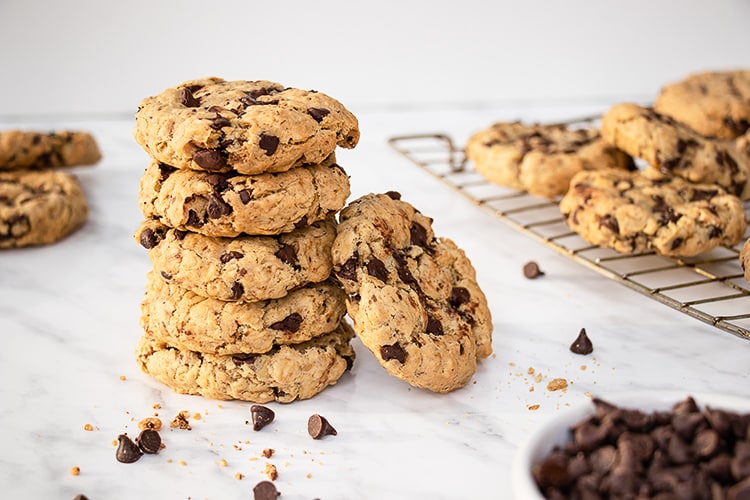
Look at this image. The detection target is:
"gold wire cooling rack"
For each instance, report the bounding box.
[387,128,750,341]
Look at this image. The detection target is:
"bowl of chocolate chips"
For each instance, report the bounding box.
[512,391,750,499]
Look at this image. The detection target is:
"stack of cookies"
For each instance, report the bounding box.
[0,130,100,248]
[131,77,360,403]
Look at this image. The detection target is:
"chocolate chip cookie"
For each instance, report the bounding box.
[141,271,347,355]
[135,321,355,403]
[1,169,88,248]
[0,130,101,170]
[135,217,336,302]
[139,155,350,237]
[465,121,633,198]
[654,70,750,140]
[601,103,750,199]
[560,168,747,257]
[134,77,359,175]
[331,192,493,393]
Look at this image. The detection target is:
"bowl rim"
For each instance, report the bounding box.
[511,390,750,500]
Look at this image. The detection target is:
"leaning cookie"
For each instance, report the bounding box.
[135,322,355,403]
[560,169,746,257]
[1,169,88,248]
[654,70,750,140]
[601,103,750,199]
[740,240,750,286]
[135,217,336,302]
[0,130,101,170]
[331,192,493,393]
[141,271,347,355]
[134,77,359,175]
[465,121,633,198]
[138,155,350,237]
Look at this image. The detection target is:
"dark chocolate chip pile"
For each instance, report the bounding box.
[532,396,750,499]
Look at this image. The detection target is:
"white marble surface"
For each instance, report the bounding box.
[1,104,748,500]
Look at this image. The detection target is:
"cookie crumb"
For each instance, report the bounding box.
[138,417,163,431]
[306,473,313,479]
[547,378,568,392]
[527,404,540,411]
[70,466,81,476]
[119,375,126,381]
[178,460,187,467]
[152,403,161,410]
[262,448,275,459]
[83,423,93,432]
[192,412,202,420]
[235,472,244,480]
[218,459,228,467]
[170,411,192,430]
[264,463,278,481]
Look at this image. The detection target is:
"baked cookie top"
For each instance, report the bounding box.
[138,154,350,237]
[0,169,88,248]
[560,168,747,257]
[135,321,355,403]
[465,121,633,198]
[654,70,750,140]
[134,77,359,175]
[601,103,750,199]
[135,217,336,302]
[0,130,101,170]
[331,192,493,393]
[141,271,347,355]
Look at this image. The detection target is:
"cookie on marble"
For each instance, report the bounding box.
[465,121,633,198]
[134,77,359,175]
[139,154,350,237]
[135,217,336,302]
[135,321,355,403]
[560,168,746,257]
[654,70,750,140]
[0,130,101,170]
[331,192,493,393]
[600,103,750,199]
[0,169,88,248]
[141,271,347,355]
[740,239,750,286]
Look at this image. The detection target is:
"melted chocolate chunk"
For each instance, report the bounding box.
[179,87,200,107]
[1,215,30,239]
[205,173,231,193]
[250,405,275,431]
[307,107,330,123]
[160,270,172,280]
[426,317,444,336]
[691,188,718,202]
[449,287,470,308]
[232,353,257,365]
[385,191,401,200]
[136,429,162,454]
[269,313,302,332]
[185,209,204,228]
[157,163,177,182]
[366,258,389,282]
[259,133,279,156]
[206,194,233,219]
[210,115,231,130]
[231,281,244,300]
[380,342,406,363]
[220,251,243,263]
[671,237,685,250]
[139,228,161,249]
[274,244,298,267]
[599,214,619,234]
[570,328,594,355]
[308,414,337,439]
[336,253,358,281]
[115,434,142,463]
[193,149,227,171]
[410,222,429,248]
[238,188,253,204]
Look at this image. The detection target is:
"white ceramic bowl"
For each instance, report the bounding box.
[512,391,750,500]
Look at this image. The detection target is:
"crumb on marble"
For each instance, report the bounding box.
[306,473,313,479]
[547,378,568,392]
[178,460,187,467]
[235,472,244,480]
[264,463,278,481]
[70,466,80,476]
[527,404,540,411]
[193,412,202,420]
[152,403,161,410]
[119,375,126,381]
[262,448,274,459]
[170,411,192,430]
[138,417,163,431]
[83,423,93,432]
[218,459,228,467]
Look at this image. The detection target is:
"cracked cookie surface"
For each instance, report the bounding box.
[601,103,750,199]
[0,130,101,170]
[138,154,349,237]
[141,271,347,355]
[654,70,750,140]
[331,192,493,393]
[0,169,88,248]
[134,77,359,175]
[135,217,336,302]
[465,121,633,198]
[135,321,355,403]
[560,168,746,257]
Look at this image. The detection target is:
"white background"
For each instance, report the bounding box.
[1,0,749,117]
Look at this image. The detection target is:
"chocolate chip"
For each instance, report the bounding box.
[193,149,227,171]
[380,342,406,363]
[157,162,177,182]
[274,244,298,268]
[385,191,402,200]
[232,353,257,365]
[410,222,429,248]
[139,228,161,249]
[307,107,330,122]
[336,254,358,281]
[449,287,470,308]
[206,194,233,219]
[210,115,231,130]
[220,251,243,263]
[185,209,203,228]
[238,189,253,204]
[231,281,244,300]
[599,214,619,234]
[73,495,89,500]
[179,87,200,107]
[426,317,444,336]
[308,414,337,439]
[253,480,280,500]
[250,405,275,431]
[115,434,142,463]
[670,237,685,250]
[570,328,594,355]
[269,313,302,332]
[523,261,545,279]
[160,270,172,280]
[259,133,279,156]
[366,258,389,282]
[136,428,162,454]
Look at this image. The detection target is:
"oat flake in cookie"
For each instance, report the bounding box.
[134,77,359,175]
[331,192,493,393]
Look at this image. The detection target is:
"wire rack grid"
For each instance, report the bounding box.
[387,130,750,341]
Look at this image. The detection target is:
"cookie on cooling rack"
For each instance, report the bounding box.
[654,69,750,140]
[0,130,101,170]
[331,192,493,393]
[465,121,633,198]
[560,168,747,257]
[601,103,750,200]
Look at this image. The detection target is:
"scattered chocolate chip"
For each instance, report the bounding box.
[570,328,594,355]
[193,149,227,171]
[269,313,302,332]
[179,87,200,107]
[523,261,545,279]
[115,434,142,463]
[366,258,389,282]
[307,107,330,122]
[259,133,279,156]
[139,228,161,249]
[253,480,280,500]
[250,405,275,431]
[380,343,406,363]
[308,414,337,439]
[136,429,162,454]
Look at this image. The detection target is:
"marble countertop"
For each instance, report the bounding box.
[1,103,748,500]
